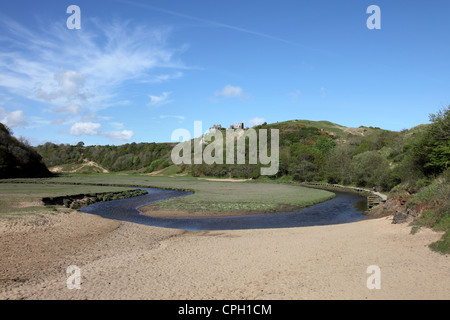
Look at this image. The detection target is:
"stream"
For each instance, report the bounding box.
[80,187,370,231]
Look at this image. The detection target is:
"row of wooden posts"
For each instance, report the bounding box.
[299,182,384,209]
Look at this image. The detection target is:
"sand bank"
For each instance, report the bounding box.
[0,211,448,299]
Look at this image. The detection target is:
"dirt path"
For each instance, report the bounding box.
[301,182,388,201]
[340,184,387,201]
[50,159,109,173]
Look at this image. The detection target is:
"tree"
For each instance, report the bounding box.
[325,144,353,184]
[352,150,389,188]
[404,106,450,177]
[428,106,450,142]
[0,122,50,178]
[424,106,450,173]
[290,160,316,182]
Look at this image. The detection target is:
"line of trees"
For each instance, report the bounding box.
[35,141,175,173]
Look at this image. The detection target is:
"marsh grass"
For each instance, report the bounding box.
[2,174,334,215]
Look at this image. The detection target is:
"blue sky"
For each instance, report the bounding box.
[1,0,449,145]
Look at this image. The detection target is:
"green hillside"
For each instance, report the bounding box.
[35,141,175,174]
[185,119,407,189]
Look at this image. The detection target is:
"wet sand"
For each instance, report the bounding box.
[0,210,448,299]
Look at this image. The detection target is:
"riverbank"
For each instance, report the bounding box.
[1,175,335,218]
[0,209,448,299]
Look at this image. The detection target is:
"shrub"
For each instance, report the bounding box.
[71,201,81,210]
[63,198,70,208]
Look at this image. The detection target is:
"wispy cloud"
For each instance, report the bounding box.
[160,115,185,120]
[215,85,244,98]
[289,90,302,102]
[116,0,304,47]
[52,104,83,115]
[140,71,184,84]
[159,114,185,123]
[246,117,265,127]
[109,122,125,130]
[0,14,185,140]
[0,17,184,108]
[148,92,173,108]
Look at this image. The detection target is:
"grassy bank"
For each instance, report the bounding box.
[1,173,335,216]
[0,183,132,219]
[406,172,450,254]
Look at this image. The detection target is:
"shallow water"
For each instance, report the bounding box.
[80,187,370,231]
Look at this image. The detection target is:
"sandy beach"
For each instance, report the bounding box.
[0,210,448,300]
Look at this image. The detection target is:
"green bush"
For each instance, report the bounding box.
[71,201,81,210]
[63,198,70,208]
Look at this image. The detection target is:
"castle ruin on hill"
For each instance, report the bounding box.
[209,123,244,133]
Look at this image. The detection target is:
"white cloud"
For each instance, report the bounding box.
[148,92,172,107]
[70,122,101,136]
[215,85,243,98]
[69,121,134,141]
[103,130,134,141]
[0,107,27,127]
[247,117,265,127]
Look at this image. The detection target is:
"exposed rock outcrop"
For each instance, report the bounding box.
[370,194,420,224]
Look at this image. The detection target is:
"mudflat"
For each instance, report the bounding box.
[0,210,448,299]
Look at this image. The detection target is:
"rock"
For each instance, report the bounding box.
[393,211,408,224]
[407,208,419,217]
